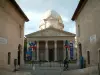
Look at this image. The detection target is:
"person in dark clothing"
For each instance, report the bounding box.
[64,57,69,70]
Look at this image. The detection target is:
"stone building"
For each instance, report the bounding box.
[72,0,100,67]
[26,10,76,62]
[0,0,29,70]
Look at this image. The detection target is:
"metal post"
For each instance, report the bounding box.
[50,61,51,67]
[98,63,100,75]
[13,59,17,72]
[60,61,61,67]
[39,61,40,67]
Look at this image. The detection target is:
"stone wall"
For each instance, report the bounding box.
[75,0,100,66]
[0,0,25,70]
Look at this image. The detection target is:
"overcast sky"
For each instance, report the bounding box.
[16,0,79,35]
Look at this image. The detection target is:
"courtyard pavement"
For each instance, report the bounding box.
[0,62,98,75]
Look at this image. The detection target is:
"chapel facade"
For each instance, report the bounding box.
[26,10,76,62]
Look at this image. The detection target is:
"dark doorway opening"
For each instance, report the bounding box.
[18,50,20,65]
[18,44,22,66]
[87,51,90,64]
[79,43,82,57]
[49,49,54,62]
[8,52,11,65]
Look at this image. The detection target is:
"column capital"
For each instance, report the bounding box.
[45,40,48,42]
[36,40,39,42]
[27,39,31,42]
[63,40,66,42]
[54,40,57,42]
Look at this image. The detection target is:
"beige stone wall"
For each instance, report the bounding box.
[0,0,25,70]
[75,0,100,66]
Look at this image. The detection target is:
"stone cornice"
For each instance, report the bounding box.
[26,27,75,37]
[26,35,75,38]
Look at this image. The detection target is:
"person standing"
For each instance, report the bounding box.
[64,57,69,69]
[80,56,84,69]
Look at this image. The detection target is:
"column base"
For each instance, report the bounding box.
[44,60,48,62]
[54,60,58,62]
[36,60,39,61]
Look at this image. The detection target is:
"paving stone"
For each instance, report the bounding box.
[0,62,98,75]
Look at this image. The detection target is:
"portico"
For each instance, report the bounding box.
[27,35,75,61]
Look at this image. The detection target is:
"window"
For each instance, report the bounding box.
[87,51,90,64]
[8,52,11,65]
[19,25,22,38]
[77,25,80,37]
[79,43,82,57]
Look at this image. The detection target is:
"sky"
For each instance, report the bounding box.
[16,0,79,35]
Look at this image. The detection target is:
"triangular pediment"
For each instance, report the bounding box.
[26,27,75,37]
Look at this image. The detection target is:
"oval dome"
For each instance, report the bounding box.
[41,10,63,23]
[39,10,64,30]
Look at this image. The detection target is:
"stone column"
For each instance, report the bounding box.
[54,40,57,61]
[63,40,66,60]
[45,41,48,61]
[68,44,70,60]
[26,41,30,61]
[37,41,39,61]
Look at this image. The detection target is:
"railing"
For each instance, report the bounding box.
[25,60,64,67]
[98,63,100,75]
[35,61,64,67]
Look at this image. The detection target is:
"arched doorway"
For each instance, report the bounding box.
[78,43,82,57]
[87,51,90,64]
[18,44,22,66]
[8,52,11,65]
